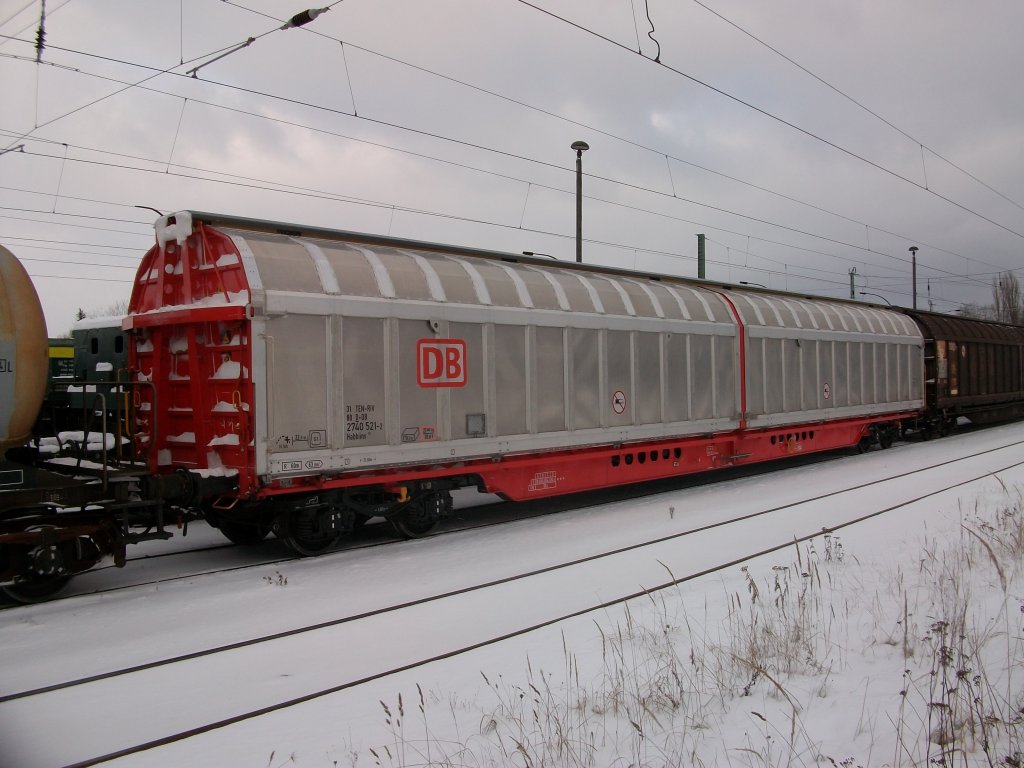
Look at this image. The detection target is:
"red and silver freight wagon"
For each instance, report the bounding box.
[126,212,924,554]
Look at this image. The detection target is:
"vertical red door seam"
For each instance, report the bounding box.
[713,291,748,430]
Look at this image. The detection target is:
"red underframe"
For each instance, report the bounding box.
[258,412,916,503]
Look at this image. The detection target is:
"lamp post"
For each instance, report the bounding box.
[571,140,589,263]
[859,291,892,306]
[909,246,919,309]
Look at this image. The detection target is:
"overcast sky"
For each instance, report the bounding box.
[1,0,1022,333]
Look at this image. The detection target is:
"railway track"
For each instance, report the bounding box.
[0,445,847,608]
[2,432,1023,767]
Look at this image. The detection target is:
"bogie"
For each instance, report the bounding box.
[274,495,352,557]
[389,492,452,539]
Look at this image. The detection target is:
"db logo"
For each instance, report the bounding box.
[417,339,467,388]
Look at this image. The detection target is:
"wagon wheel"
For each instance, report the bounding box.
[878,429,894,450]
[0,520,74,603]
[277,506,341,557]
[2,573,72,604]
[390,498,441,539]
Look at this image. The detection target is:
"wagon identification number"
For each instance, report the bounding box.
[346,403,383,442]
[417,339,467,388]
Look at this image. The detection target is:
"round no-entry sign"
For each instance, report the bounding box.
[612,390,627,415]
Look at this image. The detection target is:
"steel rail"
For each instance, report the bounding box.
[53,444,1024,768]
[5,437,1021,711]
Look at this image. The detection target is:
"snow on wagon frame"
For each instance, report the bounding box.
[125,211,924,554]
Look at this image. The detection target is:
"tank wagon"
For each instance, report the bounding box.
[0,249,189,602]
[0,244,48,456]
[127,211,924,554]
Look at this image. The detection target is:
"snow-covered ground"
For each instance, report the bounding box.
[2,423,1023,767]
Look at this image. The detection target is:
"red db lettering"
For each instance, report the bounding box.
[417,339,467,387]
[423,346,442,379]
[446,347,462,380]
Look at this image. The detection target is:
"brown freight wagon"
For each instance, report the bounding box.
[903,310,1024,429]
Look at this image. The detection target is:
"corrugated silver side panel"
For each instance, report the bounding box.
[340,316,389,448]
[494,324,528,435]
[849,342,864,406]
[636,332,662,424]
[690,335,714,419]
[665,334,691,422]
[801,339,819,410]
[833,341,848,407]
[255,305,743,477]
[265,315,330,452]
[450,322,486,439]
[249,317,269,476]
[233,231,757,478]
[570,327,601,429]
[534,326,567,432]
[241,255,793,479]
[398,319,441,440]
[746,337,764,416]
[745,335,923,428]
[715,335,738,418]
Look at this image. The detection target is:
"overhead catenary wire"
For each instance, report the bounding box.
[513,0,1024,243]
[9,107,1006,293]
[1,191,973,308]
[214,0,1006,272]
[0,211,151,238]
[1,27,1013,284]
[0,5,1018,306]
[3,162,903,296]
[0,56,994,291]
[1,5,339,152]
[0,35,257,151]
[8,140,949,292]
[2,177,905,295]
[3,120,925,286]
[2,124,1010,297]
[689,0,1024,214]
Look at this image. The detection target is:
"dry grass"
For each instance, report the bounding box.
[358,489,1024,767]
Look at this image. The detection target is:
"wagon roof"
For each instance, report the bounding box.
[181,210,931,322]
[901,308,1024,343]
